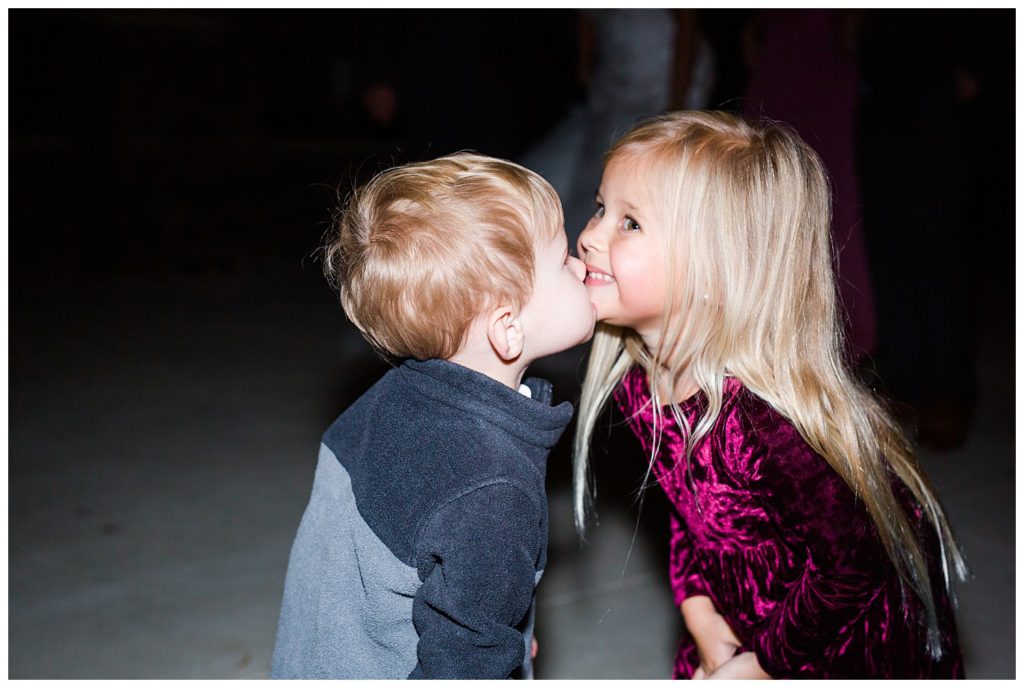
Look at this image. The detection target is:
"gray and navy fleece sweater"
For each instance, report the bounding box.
[271,358,573,679]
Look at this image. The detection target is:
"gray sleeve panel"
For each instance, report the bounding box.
[271,444,421,679]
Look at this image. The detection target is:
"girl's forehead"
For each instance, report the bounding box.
[605,152,646,178]
[603,155,660,205]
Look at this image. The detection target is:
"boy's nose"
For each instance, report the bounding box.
[568,255,586,281]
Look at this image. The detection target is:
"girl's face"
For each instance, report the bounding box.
[577,158,670,338]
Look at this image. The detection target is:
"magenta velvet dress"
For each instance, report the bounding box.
[614,367,963,679]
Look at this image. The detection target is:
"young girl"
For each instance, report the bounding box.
[573,111,967,679]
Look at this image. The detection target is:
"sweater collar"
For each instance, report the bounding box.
[399,358,573,450]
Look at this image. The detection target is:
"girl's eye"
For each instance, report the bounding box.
[621,216,641,232]
[593,203,605,219]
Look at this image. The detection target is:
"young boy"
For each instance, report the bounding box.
[270,153,595,679]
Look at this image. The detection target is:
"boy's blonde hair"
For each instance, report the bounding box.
[573,111,966,658]
[324,153,562,360]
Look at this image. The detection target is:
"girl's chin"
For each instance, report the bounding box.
[592,304,617,324]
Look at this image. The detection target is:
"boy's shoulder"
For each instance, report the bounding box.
[322,358,565,508]
[314,359,560,567]
[323,358,561,447]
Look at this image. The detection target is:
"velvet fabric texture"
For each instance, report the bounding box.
[614,366,963,679]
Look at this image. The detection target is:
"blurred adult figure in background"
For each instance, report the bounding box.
[521,9,716,247]
[742,9,877,363]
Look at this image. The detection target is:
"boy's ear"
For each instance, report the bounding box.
[487,306,524,361]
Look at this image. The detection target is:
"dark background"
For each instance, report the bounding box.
[10,10,582,278]
[11,10,1012,284]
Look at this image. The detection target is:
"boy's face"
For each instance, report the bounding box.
[519,227,596,360]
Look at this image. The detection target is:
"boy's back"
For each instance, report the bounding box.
[271,152,594,678]
[271,358,572,679]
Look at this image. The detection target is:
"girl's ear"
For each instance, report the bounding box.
[487,306,524,361]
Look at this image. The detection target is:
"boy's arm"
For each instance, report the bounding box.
[409,482,542,679]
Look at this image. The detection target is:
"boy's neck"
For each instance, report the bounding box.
[447,348,530,391]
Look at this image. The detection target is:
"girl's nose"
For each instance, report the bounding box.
[577,225,598,260]
[578,208,609,257]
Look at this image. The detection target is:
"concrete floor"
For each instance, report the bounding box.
[8,258,1015,679]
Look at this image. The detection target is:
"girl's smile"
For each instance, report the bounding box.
[584,265,616,286]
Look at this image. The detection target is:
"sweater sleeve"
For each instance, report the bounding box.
[408,482,541,679]
[669,508,710,607]
[741,425,887,678]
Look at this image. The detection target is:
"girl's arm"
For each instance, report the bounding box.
[681,595,742,676]
[672,513,747,676]
[704,650,772,680]
[669,508,711,605]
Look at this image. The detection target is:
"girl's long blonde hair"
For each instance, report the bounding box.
[573,111,966,658]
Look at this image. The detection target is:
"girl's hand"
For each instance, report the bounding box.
[680,596,742,677]
[705,651,771,680]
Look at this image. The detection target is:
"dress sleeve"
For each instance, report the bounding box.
[408,482,541,679]
[741,421,888,678]
[669,508,710,607]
